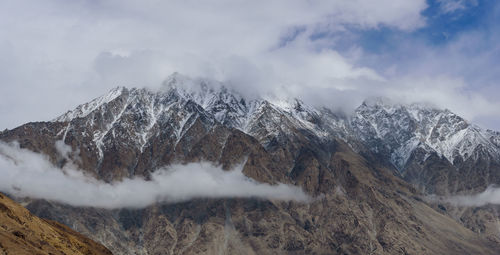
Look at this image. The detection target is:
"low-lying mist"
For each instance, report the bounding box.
[0,141,309,209]
[439,186,500,207]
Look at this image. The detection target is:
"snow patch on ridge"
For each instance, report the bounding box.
[353,99,500,168]
[391,138,421,170]
[55,87,126,122]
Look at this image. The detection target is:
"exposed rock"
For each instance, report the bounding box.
[0,193,112,255]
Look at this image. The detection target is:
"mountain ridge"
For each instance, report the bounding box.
[49,74,500,183]
[2,74,500,254]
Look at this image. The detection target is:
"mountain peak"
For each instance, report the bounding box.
[352,98,500,168]
[54,86,128,122]
[161,72,223,95]
[50,75,500,172]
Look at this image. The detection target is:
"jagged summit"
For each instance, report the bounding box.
[52,74,500,175]
[352,99,500,168]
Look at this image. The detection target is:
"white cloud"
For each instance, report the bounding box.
[383,76,500,122]
[0,142,309,208]
[438,0,478,13]
[0,0,498,130]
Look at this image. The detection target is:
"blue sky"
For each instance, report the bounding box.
[0,0,499,129]
[332,0,498,71]
[361,0,494,48]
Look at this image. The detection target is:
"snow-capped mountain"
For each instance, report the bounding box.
[53,73,339,163]
[54,73,500,178]
[350,99,500,170]
[3,73,500,254]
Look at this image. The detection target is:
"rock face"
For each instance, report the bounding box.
[349,99,500,195]
[1,73,500,254]
[22,144,500,255]
[0,192,112,255]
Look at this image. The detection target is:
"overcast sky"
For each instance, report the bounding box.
[1,0,499,130]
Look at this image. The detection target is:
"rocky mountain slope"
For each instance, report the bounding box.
[0,192,112,255]
[1,73,500,254]
[38,73,500,195]
[350,99,500,195]
[24,148,500,255]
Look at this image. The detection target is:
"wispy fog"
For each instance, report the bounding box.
[441,186,500,207]
[0,142,309,209]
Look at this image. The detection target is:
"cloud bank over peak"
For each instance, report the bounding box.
[0,0,427,129]
[0,0,499,131]
[0,142,309,208]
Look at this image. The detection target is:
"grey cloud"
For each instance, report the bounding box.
[1,0,498,131]
[0,0,427,129]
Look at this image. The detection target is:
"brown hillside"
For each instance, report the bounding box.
[0,193,112,255]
